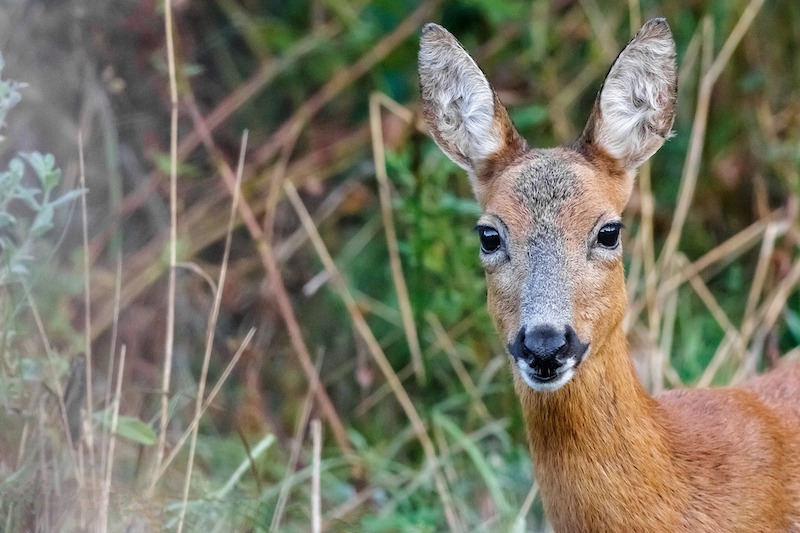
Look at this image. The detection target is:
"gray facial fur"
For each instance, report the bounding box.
[513,151,580,331]
[519,230,571,330]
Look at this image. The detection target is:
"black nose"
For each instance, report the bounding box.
[510,324,584,365]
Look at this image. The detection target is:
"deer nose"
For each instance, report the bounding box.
[512,325,581,365]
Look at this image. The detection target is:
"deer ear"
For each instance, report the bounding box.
[579,18,677,177]
[419,23,526,189]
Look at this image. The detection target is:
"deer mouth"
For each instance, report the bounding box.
[530,364,566,382]
[512,344,589,392]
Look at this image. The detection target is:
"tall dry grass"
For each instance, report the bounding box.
[0,0,799,531]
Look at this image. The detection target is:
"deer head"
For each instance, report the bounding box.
[419,19,677,392]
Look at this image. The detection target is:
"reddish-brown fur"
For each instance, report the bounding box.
[419,19,800,532]
[484,148,800,531]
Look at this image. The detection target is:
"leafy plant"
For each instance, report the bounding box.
[0,54,82,286]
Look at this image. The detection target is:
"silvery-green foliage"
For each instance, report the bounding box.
[0,52,83,285]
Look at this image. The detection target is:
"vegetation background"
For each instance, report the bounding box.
[0,0,799,531]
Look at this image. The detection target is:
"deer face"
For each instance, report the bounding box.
[475,149,630,391]
[419,20,676,391]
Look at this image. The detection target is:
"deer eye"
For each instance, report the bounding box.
[597,222,623,249]
[477,226,502,254]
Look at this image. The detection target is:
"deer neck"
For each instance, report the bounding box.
[517,326,687,528]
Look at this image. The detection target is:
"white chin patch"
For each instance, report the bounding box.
[515,353,585,392]
[518,364,575,392]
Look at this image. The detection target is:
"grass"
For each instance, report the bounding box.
[0,0,799,530]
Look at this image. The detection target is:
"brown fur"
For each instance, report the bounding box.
[419,20,800,531]
[490,147,800,531]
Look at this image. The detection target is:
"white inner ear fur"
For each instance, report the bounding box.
[595,21,676,171]
[419,25,500,175]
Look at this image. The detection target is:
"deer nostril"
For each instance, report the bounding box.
[523,325,567,361]
[508,325,587,366]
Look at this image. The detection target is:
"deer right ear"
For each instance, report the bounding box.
[418,23,525,191]
[578,18,677,180]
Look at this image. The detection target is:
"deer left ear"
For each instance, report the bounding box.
[578,18,677,185]
[418,23,526,192]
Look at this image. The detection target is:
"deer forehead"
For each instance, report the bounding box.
[483,148,621,239]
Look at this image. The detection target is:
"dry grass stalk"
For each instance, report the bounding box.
[98,251,122,508]
[99,345,125,532]
[153,0,180,488]
[183,96,352,456]
[284,179,464,531]
[150,327,256,486]
[175,131,248,533]
[77,132,97,503]
[311,418,322,533]
[270,351,326,532]
[369,92,425,383]
[659,0,767,269]
[512,480,540,533]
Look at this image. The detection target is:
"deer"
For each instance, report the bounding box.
[418,18,800,532]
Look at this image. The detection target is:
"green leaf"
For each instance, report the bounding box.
[22,152,61,191]
[152,152,198,178]
[94,411,157,446]
[434,411,512,515]
[30,204,54,237]
[114,415,158,445]
[14,186,41,210]
[49,188,85,209]
[784,308,800,344]
[1,158,24,190]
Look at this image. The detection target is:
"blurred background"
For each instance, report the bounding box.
[0,0,799,530]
